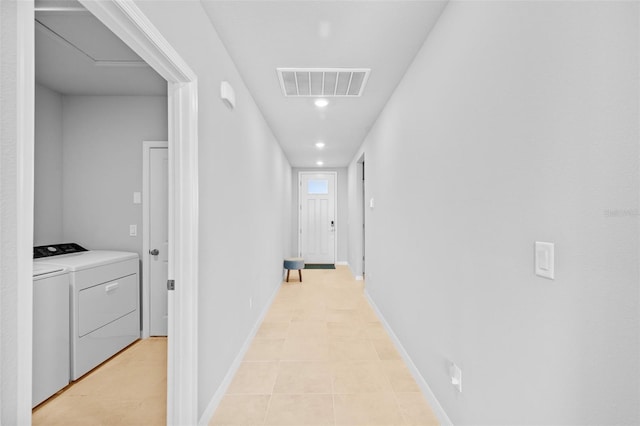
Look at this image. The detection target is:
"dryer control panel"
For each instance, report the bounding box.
[34,243,88,259]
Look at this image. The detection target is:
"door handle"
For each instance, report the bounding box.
[149,249,159,256]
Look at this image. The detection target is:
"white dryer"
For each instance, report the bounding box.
[32,262,70,407]
[34,243,140,380]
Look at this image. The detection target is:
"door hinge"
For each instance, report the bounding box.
[167,279,175,291]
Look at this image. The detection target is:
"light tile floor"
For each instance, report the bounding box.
[210,266,439,426]
[32,337,167,426]
[32,267,438,426]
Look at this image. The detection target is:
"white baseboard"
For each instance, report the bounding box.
[198,282,281,425]
[365,290,453,426]
[336,261,348,266]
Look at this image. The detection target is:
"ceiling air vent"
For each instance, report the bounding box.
[277,68,370,97]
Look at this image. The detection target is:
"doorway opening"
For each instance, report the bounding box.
[16,1,199,424]
[298,171,338,264]
[32,5,170,421]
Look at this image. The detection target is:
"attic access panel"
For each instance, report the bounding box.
[277,68,370,97]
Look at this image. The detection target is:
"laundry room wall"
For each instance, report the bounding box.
[291,167,348,263]
[34,83,64,246]
[348,1,639,424]
[61,95,168,258]
[133,1,292,420]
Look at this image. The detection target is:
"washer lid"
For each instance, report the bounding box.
[32,263,66,277]
[41,250,139,271]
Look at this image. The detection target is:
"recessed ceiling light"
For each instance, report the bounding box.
[314,98,329,108]
[315,142,325,149]
[316,161,324,166]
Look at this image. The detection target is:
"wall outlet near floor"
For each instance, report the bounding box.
[450,362,462,393]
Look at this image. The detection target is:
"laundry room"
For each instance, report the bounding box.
[32,3,168,418]
[34,87,167,251]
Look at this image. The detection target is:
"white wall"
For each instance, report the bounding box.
[349,1,639,424]
[61,95,167,258]
[34,90,168,256]
[291,168,348,263]
[34,84,64,245]
[133,1,292,418]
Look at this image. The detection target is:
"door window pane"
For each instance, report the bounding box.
[308,179,328,194]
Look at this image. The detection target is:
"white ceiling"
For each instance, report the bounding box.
[34,0,447,166]
[201,1,448,167]
[35,1,166,96]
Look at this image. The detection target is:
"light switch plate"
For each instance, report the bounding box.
[129,224,137,237]
[535,242,554,279]
[133,192,142,204]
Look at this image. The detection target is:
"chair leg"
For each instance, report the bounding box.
[286,269,290,282]
[299,269,302,283]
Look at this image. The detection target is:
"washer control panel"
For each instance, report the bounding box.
[34,243,88,259]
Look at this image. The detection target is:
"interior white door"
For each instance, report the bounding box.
[300,173,336,264]
[150,146,169,336]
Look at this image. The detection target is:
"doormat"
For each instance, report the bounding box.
[304,264,335,269]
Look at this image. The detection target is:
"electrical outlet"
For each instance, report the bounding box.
[450,362,462,393]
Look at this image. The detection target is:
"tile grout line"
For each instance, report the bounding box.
[391,386,410,426]
[260,357,281,426]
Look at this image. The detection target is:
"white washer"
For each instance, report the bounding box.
[38,247,140,380]
[32,262,70,407]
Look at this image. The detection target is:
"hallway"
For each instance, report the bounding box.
[1,1,638,424]
[210,266,439,425]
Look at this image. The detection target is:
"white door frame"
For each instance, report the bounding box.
[13,2,36,424]
[357,154,365,280]
[298,171,338,263]
[15,1,200,425]
[142,141,169,339]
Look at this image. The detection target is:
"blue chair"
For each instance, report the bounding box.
[283,257,304,282]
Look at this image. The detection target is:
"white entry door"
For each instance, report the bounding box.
[300,172,336,264]
[149,146,169,336]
